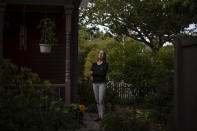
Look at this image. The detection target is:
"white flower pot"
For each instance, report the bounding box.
[39,44,51,53]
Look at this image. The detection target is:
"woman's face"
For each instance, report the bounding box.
[98,50,105,60]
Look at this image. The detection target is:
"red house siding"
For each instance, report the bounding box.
[4,7,66,84]
[2,0,81,103]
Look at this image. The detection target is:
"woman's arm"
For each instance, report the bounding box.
[92,63,108,76]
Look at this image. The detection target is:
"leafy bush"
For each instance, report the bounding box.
[0,58,79,131]
[101,107,151,131]
[144,46,174,127]
[77,80,95,105]
[77,80,98,113]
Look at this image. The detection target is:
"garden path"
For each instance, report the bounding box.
[76,113,103,131]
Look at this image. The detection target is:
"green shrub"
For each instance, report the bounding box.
[101,107,150,131]
[0,58,79,131]
[77,80,95,105]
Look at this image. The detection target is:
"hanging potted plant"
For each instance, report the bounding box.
[38,17,57,53]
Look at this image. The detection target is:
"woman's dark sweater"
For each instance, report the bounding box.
[91,62,108,83]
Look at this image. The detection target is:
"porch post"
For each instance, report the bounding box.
[0,3,5,58]
[64,8,72,104]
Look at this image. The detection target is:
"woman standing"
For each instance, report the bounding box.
[90,50,108,121]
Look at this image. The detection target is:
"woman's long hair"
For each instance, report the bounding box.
[103,51,107,63]
[97,50,107,63]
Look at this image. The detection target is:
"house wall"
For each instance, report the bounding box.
[2,0,81,103]
[0,3,5,58]
[4,10,26,66]
[4,7,66,84]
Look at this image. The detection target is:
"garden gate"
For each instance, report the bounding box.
[175,35,197,131]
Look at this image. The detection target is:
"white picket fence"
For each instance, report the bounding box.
[107,80,135,104]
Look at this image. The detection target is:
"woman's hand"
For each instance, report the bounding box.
[89,71,93,76]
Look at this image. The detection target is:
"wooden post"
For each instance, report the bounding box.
[0,3,5,58]
[71,7,79,103]
[64,8,72,104]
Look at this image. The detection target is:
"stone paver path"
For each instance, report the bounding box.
[76,113,103,131]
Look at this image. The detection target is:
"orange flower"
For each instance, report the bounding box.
[77,104,87,114]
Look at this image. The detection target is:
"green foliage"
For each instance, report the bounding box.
[106,43,125,81]
[78,28,104,79]
[107,39,155,100]
[38,17,57,46]
[78,30,174,128]
[144,46,174,125]
[83,38,119,79]
[80,0,196,51]
[40,102,79,131]
[77,80,95,105]
[107,41,174,103]
[0,58,78,130]
[84,48,100,78]
[101,107,151,131]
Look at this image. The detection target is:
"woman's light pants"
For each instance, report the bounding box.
[93,83,106,118]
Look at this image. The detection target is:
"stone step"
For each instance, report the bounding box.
[76,113,104,131]
[84,121,100,129]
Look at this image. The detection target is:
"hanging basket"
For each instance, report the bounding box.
[39,44,51,53]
